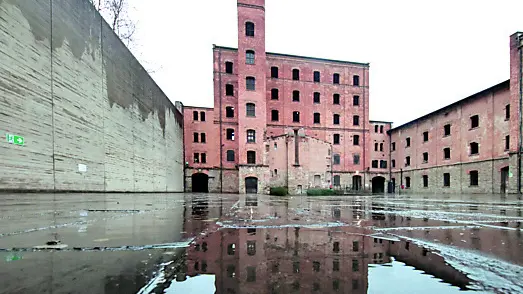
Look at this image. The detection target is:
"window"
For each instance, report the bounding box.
[374,143,378,151]
[423,175,428,188]
[470,170,479,186]
[506,104,510,120]
[405,156,411,167]
[293,90,300,102]
[353,154,360,165]
[274,169,278,176]
[201,153,207,164]
[314,71,320,82]
[470,142,479,155]
[333,134,340,145]
[226,106,234,118]
[313,112,321,124]
[333,114,340,125]
[353,75,360,86]
[380,160,387,169]
[380,125,384,133]
[313,92,320,103]
[372,160,378,168]
[333,154,340,165]
[506,135,510,151]
[246,77,255,91]
[247,151,256,164]
[423,152,428,163]
[193,153,199,163]
[246,50,255,64]
[245,21,255,37]
[333,73,340,84]
[353,95,360,106]
[352,259,359,272]
[226,84,234,96]
[193,132,199,143]
[246,266,256,282]
[353,135,360,146]
[392,142,396,151]
[333,175,340,186]
[391,159,396,168]
[271,66,278,78]
[271,88,279,100]
[193,111,198,121]
[443,173,450,187]
[353,115,360,126]
[353,279,359,290]
[225,61,233,74]
[333,241,340,253]
[313,261,320,272]
[441,148,450,160]
[405,176,411,188]
[444,124,451,136]
[293,111,300,122]
[380,143,383,152]
[201,133,206,143]
[423,131,429,142]
[333,260,340,272]
[246,103,255,117]
[406,137,411,147]
[247,129,256,143]
[200,111,206,121]
[353,241,359,252]
[333,94,340,105]
[470,115,479,129]
[271,110,279,121]
[292,69,300,80]
[226,150,235,162]
[375,125,379,133]
[226,129,235,140]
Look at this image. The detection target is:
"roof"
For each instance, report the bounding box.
[389,79,510,133]
[213,45,369,67]
[183,105,214,110]
[370,120,393,124]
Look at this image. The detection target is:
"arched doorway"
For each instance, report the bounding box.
[352,175,362,191]
[372,176,386,194]
[245,177,258,194]
[500,166,509,194]
[192,173,209,193]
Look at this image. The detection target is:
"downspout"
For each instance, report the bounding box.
[518,39,522,194]
[362,67,367,192]
[388,129,392,193]
[218,49,224,193]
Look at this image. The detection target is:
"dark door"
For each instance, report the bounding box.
[372,176,386,194]
[192,173,209,193]
[352,175,362,191]
[245,177,258,194]
[501,167,509,194]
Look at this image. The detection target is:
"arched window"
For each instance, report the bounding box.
[271,88,279,100]
[246,22,255,37]
[292,90,300,102]
[226,106,234,118]
[292,69,300,80]
[246,103,256,117]
[193,111,198,121]
[333,114,340,125]
[246,77,255,91]
[246,50,255,64]
[247,129,256,143]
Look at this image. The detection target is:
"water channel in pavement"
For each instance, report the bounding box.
[0,193,522,293]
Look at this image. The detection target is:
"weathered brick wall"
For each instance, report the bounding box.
[0,1,183,192]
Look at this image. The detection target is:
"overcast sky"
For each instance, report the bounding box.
[125,0,523,126]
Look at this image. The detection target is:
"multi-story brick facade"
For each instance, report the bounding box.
[184,0,379,194]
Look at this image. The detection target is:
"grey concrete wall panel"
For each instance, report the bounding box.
[0,0,184,192]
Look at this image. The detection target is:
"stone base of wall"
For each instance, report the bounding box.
[238,165,270,194]
[391,158,510,194]
[185,168,239,193]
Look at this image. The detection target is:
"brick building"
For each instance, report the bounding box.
[184,0,391,194]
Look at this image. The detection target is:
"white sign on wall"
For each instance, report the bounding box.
[78,164,87,173]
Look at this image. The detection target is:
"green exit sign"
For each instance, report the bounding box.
[6,133,24,146]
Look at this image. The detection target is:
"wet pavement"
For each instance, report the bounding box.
[0,193,522,293]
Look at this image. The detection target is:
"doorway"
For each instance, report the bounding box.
[192,173,209,193]
[372,176,386,194]
[314,175,321,187]
[352,175,362,191]
[245,177,258,194]
[501,166,509,194]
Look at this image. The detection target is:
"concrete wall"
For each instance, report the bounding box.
[0,0,184,192]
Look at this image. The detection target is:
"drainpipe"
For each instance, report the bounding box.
[218,49,224,193]
[518,37,523,194]
[362,67,367,192]
[400,168,403,196]
[388,128,392,193]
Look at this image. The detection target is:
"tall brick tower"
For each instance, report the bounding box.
[236,0,269,193]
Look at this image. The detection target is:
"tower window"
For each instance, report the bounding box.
[226,84,234,96]
[423,175,429,187]
[353,135,360,146]
[423,152,428,163]
[247,129,256,143]
[313,113,321,124]
[333,114,340,125]
[246,50,255,64]
[271,66,278,78]
[193,111,198,121]
[246,77,255,91]
[470,170,479,186]
[226,129,235,140]
[292,69,300,81]
[271,88,279,100]
[201,133,206,143]
[201,153,207,164]
[406,137,411,147]
[506,104,510,120]
[313,92,320,104]
[333,154,340,165]
[353,95,360,106]
[226,150,235,162]
[423,131,429,142]
[444,124,451,136]
[375,125,379,133]
[392,142,396,151]
[506,135,510,150]
[353,75,360,86]
[271,110,279,122]
[333,134,340,145]
[380,125,384,133]
[293,90,300,102]
[444,147,451,159]
[470,142,479,155]
[246,103,256,117]
[470,115,479,129]
[405,156,411,167]
[293,111,300,122]
[247,151,256,164]
[314,71,320,83]
[245,22,255,37]
[225,62,233,74]
[333,94,340,105]
[226,106,234,118]
[333,73,340,84]
[200,112,206,121]
[353,115,360,126]
[193,132,199,143]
